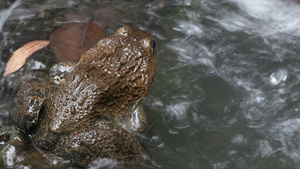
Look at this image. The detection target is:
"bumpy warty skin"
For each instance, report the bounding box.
[46,28,157,133]
[16,26,157,167]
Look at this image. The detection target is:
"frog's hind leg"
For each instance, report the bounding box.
[54,120,143,167]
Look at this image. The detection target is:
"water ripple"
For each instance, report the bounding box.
[215,0,300,39]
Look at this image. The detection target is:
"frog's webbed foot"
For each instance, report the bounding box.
[54,120,143,167]
[17,78,49,131]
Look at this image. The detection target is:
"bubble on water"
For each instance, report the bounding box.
[269,69,288,85]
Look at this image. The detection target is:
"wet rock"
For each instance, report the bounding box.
[0,0,16,10]
[0,126,73,169]
[0,134,9,142]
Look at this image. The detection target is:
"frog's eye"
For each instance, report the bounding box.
[115,26,133,37]
[152,40,156,51]
[152,40,156,49]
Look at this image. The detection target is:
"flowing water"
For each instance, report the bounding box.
[1,0,300,168]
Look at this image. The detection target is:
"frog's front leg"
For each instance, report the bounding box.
[17,78,53,131]
[17,78,45,130]
[54,120,143,167]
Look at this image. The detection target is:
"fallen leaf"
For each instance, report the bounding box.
[3,40,50,77]
[49,21,103,62]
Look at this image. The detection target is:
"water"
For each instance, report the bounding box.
[1,0,300,168]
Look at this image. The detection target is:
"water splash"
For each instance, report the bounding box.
[269,69,288,85]
[3,145,16,167]
[214,0,300,38]
[89,158,117,169]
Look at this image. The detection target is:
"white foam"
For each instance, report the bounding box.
[89,157,117,169]
[169,8,216,69]
[173,20,203,37]
[215,0,300,38]
[5,145,16,167]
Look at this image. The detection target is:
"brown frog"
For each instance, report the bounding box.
[16,26,157,167]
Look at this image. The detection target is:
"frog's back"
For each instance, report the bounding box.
[46,27,157,133]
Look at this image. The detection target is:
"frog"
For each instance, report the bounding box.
[16,26,157,167]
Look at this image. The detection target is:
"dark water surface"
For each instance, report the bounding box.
[1,0,300,168]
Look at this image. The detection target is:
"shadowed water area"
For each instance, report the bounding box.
[1,0,300,168]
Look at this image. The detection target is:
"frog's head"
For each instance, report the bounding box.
[114,26,157,91]
[81,26,157,98]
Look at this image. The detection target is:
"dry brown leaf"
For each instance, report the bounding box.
[50,22,103,62]
[49,6,114,63]
[3,40,50,77]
